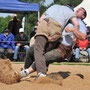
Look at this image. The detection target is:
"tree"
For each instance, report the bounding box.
[54,0,83,7]
[0,16,12,33]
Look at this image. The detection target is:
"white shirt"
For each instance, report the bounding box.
[61,19,87,46]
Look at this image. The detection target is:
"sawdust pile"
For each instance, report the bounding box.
[0,59,21,84]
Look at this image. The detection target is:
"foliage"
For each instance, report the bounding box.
[0,16,12,33]
[20,0,43,3]
[54,0,83,7]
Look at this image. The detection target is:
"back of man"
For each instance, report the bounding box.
[36,4,78,42]
[45,5,75,29]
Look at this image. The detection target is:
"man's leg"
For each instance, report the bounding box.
[45,49,62,66]
[21,48,62,77]
[86,48,90,62]
[75,48,80,61]
[24,46,29,52]
[31,49,62,71]
[6,48,13,58]
[24,45,34,69]
[34,35,48,74]
[0,48,5,59]
[13,46,20,59]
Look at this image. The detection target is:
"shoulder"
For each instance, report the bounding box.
[47,4,62,10]
[78,19,86,26]
[24,34,28,37]
[17,19,21,22]
[78,19,87,30]
[15,34,19,37]
[9,33,14,37]
[0,33,4,36]
[9,19,13,22]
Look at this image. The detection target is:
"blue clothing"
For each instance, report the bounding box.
[0,33,15,50]
[75,48,90,59]
[13,46,29,59]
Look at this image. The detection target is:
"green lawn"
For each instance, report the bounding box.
[12,61,90,66]
[52,62,90,66]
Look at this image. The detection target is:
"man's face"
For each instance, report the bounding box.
[20,32,24,36]
[5,32,9,36]
[75,8,85,19]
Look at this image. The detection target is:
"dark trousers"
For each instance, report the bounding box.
[0,48,12,59]
[24,44,62,71]
[24,45,34,69]
[24,36,60,72]
[34,35,59,74]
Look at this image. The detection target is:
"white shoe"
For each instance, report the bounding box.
[38,72,47,77]
[20,69,29,77]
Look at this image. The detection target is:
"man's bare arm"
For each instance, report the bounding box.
[71,17,80,31]
[65,27,85,40]
[37,14,46,25]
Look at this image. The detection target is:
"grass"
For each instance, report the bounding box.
[52,62,90,66]
[12,61,90,66]
[12,62,25,64]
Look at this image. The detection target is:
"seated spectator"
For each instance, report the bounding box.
[13,28,29,61]
[30,26,37,39]
[0,29,15,59]
[74,26,90,62]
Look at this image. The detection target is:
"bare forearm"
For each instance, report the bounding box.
[65,27,85,40]
[72,28,85,40]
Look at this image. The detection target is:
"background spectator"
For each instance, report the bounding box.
[13,28,29,61]
[8,14,22,36]
[30,26,37,39]
[74,26,90,62]
[0,29,15,59]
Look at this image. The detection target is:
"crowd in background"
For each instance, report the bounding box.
[0,14,29,61]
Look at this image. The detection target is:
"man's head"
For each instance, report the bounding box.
[4,29,10,36]
[19,28,24,36]
[75,7,87,20]
[13,14,17,21]
[86,26,90,35]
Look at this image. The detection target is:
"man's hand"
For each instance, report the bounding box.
[65,27,74,32]
[17,43,21,46]
[24,45,28,47]
[12,50,14,53]
[83,47,86,50]
[79,47,86,51]
[79,47,83,50]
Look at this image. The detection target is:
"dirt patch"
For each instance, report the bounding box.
[0,62,90,90]
[34,73,63,86]
[0,59,21,84]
